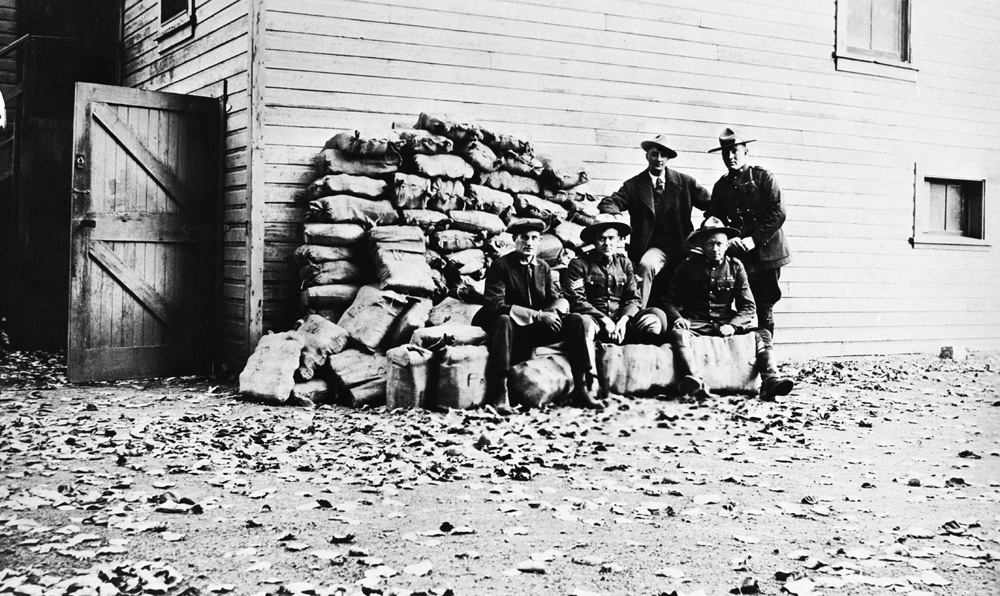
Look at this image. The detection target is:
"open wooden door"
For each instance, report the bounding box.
[68,83,221,382]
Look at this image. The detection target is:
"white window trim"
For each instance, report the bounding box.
[835,0,917,82]
[912,162,989,250]
[158,0,196,48]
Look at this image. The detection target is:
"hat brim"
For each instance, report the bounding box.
[640,140,678,159]
[708,139,756,153]
[580,221,632,245]
[506,218,547,235]
[687,226,740,246]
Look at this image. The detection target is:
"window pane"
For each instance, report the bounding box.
[161,0,188,24]
[944,184,964,233]
[845,0,873,49]
[871,0,902,56]
[927,182,946,232]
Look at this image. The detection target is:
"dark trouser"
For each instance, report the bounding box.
[483,313,594,405]
[666,325,777,383]
[748,268,782,336]
[583,307,669,346]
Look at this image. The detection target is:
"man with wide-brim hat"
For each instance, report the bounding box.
[658,217,794,401]
[599,133,710,310]
[473,218,604,415]
[705,127,791,337]
[563,214,668,355]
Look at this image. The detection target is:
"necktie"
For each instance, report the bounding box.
[525,264,534,307]
[655,177,664,193]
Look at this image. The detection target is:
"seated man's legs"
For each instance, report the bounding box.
[625,307,668,344]
[636,248,668,309]
[483,314,570,413]
[560,313,604,408]
[753,329,794,400]
[665,327,708,397]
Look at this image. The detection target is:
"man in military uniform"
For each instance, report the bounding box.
[562,214,668,346]
[599,134,710,308]
[661,218,794,401]
[473,218,604,415]
[706,128,791,336]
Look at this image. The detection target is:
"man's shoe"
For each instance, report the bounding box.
[679,375,704,397]
[487,402,515,417]
[760,377,794,401]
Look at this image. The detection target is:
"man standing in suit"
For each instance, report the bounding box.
[473,218,604,415]
[599,134,710,308]
[706,128,791,336]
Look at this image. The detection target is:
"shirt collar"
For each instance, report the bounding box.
[516,252,536,266]
[649,171,665,186]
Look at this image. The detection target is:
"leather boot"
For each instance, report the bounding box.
[757,349,793,401]
[573,373,605,410]
[489,375,515,416]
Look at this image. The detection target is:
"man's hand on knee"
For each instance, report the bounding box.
[672,317,690,331]
[536,311,562,333]
[719,324,735,337]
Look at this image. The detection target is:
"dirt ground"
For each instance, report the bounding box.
[0,350,998,596]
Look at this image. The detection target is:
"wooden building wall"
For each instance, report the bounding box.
[260,0,1000,358]
[0,0,16,92]
[122,0,254,363]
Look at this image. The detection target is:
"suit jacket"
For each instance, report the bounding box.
[707,165,791,274]
[598,167,710,265]
[473,251,562,330]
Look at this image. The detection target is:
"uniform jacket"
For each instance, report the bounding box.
[598,168,710,265]
[662,254,756,331]
[473,251,562,329]
[562,250,640,321]
[707,165,791,273]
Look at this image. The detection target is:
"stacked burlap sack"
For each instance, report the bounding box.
[241,113,603,409]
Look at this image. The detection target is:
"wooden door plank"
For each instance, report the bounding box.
[89,213,202,243]
[89,239,181,333]
[91,102,196,214]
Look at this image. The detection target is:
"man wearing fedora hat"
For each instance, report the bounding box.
[473,218,604,414]
[562,214,669,348]
[599,134,711,309]
[661,217,794,401]
[706,127,791,337]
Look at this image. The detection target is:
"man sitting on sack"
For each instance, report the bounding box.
[473,218,604,415]
[562,214,669,346]
[660,217,794,401]
[598,134,710,309]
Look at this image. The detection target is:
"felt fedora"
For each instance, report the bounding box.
[506,217,547,236]
[580,214,632,246]
[708,127,756,153]
[639,134,678,159]
[686,216,740,247]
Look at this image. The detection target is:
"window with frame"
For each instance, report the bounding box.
[836,0,915,80]
[913,166,987,248]
[159,0,194,40]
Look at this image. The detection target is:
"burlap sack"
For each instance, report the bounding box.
[394,128,454,155]
[295,314,350,381]
[369,225,426,248]
[599,344,674,396]
[326,349,388,407]
[308,174,389,200]
[402,209,451,231]
[435,345,489,409]
[516,194,568,223]
[477,170,541,195]
[484,233,516,257]
[480,128,532,155]
[496,151,543,178]
[294,244,362,265]
[384,297,433,348]
[552,220,586,249]
[386,344,435,409]
[318,148,399,177]
[428,297,482,327]
[426,191,466,213]
[302,223,368,247]
[510,354,575,408]
[431,230,482,253]
[454,141,497,172]
[449,211,505,236]
[373,249,438,297]
[414,113,483,144]
[299,260,369,286]
[337,285,413,352]
[446,248,487,276]
[301,284,362,309]
[408,154,474,180]
[309,196,399,228]
[465,184,515,216]
[410,325,488,348]
[393,173,432,209]
[239,331,306,405]
[324,130,398,157]
[537,154,588,190]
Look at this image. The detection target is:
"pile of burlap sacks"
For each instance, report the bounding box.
[239,113,606,409]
